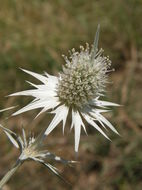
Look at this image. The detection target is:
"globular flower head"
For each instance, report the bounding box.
[9,25,120,153]
[58,45,111,109]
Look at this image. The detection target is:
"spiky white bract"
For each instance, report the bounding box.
[9,26,119,153]
[0,106,16,113]
[0,125,75,188]
[0,124,74,164]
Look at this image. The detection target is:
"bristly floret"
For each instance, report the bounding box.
[57,44,111,109]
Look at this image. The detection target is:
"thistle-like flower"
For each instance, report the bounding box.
[9,25,119,153]
[0,125,75,189]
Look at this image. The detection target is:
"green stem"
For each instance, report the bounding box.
[0,160,22,189]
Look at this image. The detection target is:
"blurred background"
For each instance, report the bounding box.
[0,0,142,189]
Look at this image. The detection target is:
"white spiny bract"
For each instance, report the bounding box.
[9,26,119,153]
[0,106,16,113]
[0,124,74,188]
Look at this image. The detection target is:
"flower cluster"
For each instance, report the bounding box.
[9,26,119,153]
[0,25,119,188]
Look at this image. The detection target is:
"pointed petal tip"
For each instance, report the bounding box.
[62,129,65,136]
[117,131,121,137]
[11,110,22,117]
[97,23,100,29]
[5,94,10,98]
[113,103,121,107]
[92,24,101,55]
[104,133,111,141]
[0,106,17,113]
[75,151,79,160]
[70,160,79,164]
[0,124,4,129]
[113,130,120,136]
[118,104,123,107]
[19,67,29,74]
[34,111,43,120]
[44,129,51,136]
[19,67,23,70]
[7,92,19,97]
[0,125,20,149]
[11,112,17,117]
[19,68,33,75]
[25,80,30,84]
[108,138,112,142]
[0,126,9,134]
[85,131,88,136]
[19,67,26,72]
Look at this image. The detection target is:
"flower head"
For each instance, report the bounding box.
[0,125,75,188]
[9,25,119,153]
[58,45,110,109]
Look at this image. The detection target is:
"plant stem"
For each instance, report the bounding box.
[0,160,22,189]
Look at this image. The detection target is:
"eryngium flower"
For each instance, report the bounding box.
[9,26,119,153]
[0,125,75,188]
